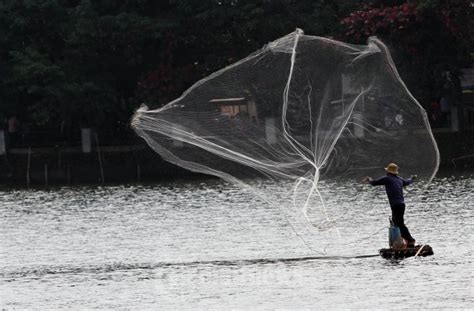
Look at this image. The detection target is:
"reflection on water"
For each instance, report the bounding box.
[1,176,473,308]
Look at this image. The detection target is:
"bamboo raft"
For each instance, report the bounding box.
[379,244,434,259]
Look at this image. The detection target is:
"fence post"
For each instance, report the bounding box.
[265,118,277,144]
[26,146,31,186]
[353,111,364,138]
[95,133,105,184]
[0,130,5,155]
[81,128,92,153]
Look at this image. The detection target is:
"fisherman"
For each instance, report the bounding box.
[364,163,417,248]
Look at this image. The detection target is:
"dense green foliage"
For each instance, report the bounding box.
[0,0,471,139]
[340,0,472,109]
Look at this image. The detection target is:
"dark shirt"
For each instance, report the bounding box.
[370,173,413,206]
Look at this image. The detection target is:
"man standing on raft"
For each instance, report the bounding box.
[365,163,417,248]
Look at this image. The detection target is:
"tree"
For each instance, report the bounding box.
[135,0,364,106]
[339,1,472,109]
[0,0,174,134]
[1,0,469,141]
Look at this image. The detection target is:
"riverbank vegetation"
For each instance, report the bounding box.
[0,0,471,141]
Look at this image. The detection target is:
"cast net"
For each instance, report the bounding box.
[131,29,439,253]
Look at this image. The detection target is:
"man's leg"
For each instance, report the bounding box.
[391,203,416,246]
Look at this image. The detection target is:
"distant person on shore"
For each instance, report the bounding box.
[364,163,417,248]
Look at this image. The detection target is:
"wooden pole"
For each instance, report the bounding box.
[95,133,104,184]
[26,146,31,186]
[45,163,48,187]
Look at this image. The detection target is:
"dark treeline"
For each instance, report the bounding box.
[0,0,471,142]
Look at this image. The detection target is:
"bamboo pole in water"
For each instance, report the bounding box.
[95,133,104,184]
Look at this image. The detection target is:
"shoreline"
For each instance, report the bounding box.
[1,132,473,187]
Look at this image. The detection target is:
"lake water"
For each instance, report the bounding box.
[1,175,472,309]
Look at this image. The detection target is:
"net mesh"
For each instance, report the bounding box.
[131,29,439,252]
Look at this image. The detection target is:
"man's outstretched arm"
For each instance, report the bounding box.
[402,175,417,186]
[364,176,386,186]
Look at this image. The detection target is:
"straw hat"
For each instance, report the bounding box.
[385,163,399,174]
